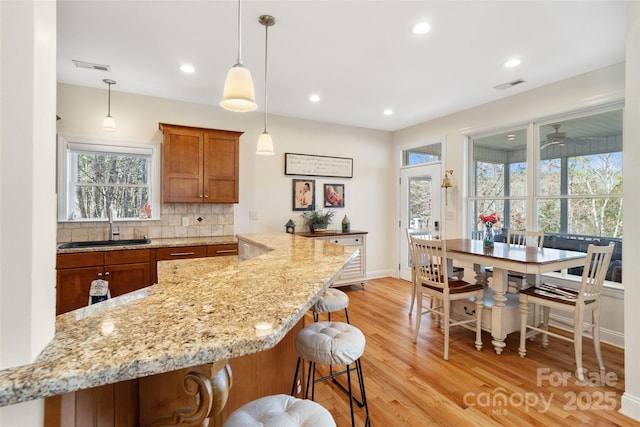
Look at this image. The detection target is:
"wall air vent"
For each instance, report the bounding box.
[494,79,525,90]
[72,60,111,72]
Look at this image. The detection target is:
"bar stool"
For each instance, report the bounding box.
[223,394,335,427]
[291,321,370,427]
[313,288,350,323]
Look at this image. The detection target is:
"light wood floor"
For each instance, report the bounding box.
[309,277,630,427]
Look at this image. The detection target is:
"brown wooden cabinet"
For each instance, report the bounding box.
[159,123,242,203]
[56,250,151,315]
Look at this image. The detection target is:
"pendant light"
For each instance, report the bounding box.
[103,79,116,130]
[256,14,275,155]
[220,0,257,112]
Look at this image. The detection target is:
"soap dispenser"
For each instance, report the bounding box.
[341,215,350,232]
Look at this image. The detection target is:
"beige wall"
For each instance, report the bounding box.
[56,83,396,278]
[393,64,626,343]
[0,0,57,424]
[621,0,640,421]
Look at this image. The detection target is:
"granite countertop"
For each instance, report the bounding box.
[0,233,357,407]
[56,236,238,254]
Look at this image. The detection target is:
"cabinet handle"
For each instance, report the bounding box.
[215,249,237,254]
[204,195,209,198]
[355,239,360,242]
[170,252,195,257]
[104,271,110,276]
[199,194,203,198]
[97,272,103,278]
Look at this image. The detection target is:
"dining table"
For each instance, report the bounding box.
[445,238,588,354]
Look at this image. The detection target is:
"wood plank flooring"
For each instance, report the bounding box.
[307,277,631,427]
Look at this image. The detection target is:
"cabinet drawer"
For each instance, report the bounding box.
[104,249,150,265]
[328,236,363,246]
[57,252,104,269]
[207,244,238,257]
[156,246,207,260]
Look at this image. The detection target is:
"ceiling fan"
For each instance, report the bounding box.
[540,124,568,149]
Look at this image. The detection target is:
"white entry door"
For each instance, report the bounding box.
[399,163,442,281]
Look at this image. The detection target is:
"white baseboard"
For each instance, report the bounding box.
[367,269,395,280]
[549,312,624,348]
[620,392,640,423]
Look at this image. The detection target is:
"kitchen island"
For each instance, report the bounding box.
[0,233,357,424]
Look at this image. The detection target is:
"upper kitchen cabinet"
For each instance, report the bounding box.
[159,123,243,203]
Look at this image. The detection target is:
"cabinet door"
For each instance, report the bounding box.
[203,131,239,203]
[162,125,204,203]
[107,263,150,298]
[56,266,104,315]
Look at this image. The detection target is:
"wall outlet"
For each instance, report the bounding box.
[182,217,189,227]
[249,210,258,220]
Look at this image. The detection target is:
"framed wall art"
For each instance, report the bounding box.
[285,153,353,178]
[292,179,315,211]
[324,184,344,208]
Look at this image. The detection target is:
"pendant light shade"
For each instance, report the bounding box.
[220,0,257,112]
[256,131,274,155]
[103,79,116,130]
[256,14,275,155]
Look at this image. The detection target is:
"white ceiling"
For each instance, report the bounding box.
[57,1,627,132]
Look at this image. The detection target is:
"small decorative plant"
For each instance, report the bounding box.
[479,212,501,248]
[302,209,336,232]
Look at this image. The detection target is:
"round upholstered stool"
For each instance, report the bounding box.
[222,394,335,427]
[291,322,370,427]
[313,288,350,323]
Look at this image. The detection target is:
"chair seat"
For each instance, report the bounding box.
[296,321,365,366]
[520,283,597,306]
[313,288,349,314]
[222,394,335,427]
[422,279,484,295]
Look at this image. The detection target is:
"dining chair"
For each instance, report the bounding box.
[518,242,615,381]
[409,235,484,360]
[405,228,464,315]
[504,229,545,292]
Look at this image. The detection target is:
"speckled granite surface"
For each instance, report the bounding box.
[57,235,238,253]
[0,233,357,407]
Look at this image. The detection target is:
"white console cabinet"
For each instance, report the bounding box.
[298,231,367,288]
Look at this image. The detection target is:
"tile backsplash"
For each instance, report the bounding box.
[57,203,235,242]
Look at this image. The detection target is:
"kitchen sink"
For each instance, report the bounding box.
[58,238,151,249]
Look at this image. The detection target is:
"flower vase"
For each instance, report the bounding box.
[483,223,494,248]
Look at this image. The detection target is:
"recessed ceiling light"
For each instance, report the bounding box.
[383,109,393,116]
[180,64,195,73]
[309,94,320,103]
[504,58,521,68]
[413,22,431,34]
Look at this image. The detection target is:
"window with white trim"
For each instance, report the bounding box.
[57,136,160,221]
[468,105,623,283]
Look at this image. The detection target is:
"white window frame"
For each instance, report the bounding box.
[57,135,161,222]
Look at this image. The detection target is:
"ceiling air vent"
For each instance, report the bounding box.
[494,79,525,90]
[72,60,111,72]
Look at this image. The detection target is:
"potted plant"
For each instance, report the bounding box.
[302,209,336,232]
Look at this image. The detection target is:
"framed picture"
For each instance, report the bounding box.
[292,179,315,211]
[285,153,353,178]
[324,184,345,208]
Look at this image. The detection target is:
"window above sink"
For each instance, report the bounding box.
[57,136,160,222]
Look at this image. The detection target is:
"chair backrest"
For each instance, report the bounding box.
[406,228,431,271]
[409,234,448,290]
[471,229,484,240]
[506,229,544,248]
[578,242,615,303]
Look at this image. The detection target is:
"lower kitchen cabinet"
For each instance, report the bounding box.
[56,250,150,315]
[57,243,239,315]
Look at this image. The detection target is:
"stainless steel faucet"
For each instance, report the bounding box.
[108,207,120,240]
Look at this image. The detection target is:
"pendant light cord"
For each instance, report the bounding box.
[263,22,269,132]
[236,0,243,64]
[107,82,111,116]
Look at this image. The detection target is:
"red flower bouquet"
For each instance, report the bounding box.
[479,212,500,225]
